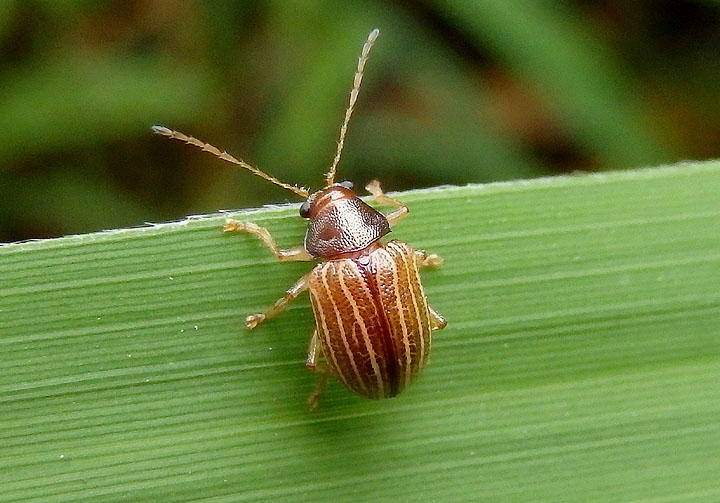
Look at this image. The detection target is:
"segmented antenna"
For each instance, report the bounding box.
[151,125,309,198]
[325,28,380,186]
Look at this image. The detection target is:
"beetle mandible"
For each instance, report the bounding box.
[153,29,446,409]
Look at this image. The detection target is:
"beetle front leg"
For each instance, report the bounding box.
[306,330,331,411]
[245,273,310,329]
[365,180,408,228]
[223,220,313,261]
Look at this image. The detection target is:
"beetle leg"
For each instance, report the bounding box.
[428,305,447,330]
[245,273,310,329]
[414,249,444,268]
[223,220,313,261]
[414,249,446,330]
[305,329,321,370]
[365,179,408,228]
[306,330,331,411]
[307,373,329,412]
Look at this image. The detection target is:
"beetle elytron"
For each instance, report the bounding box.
[153,29,446,409]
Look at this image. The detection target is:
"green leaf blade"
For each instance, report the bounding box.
[2,162,720,502]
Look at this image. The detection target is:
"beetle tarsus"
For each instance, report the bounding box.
[222,220,244,233]
[364,179,383,196]
[245,313,265,330]
[307,372,329,412]
[307,392,321,412]
[415,250,444,268]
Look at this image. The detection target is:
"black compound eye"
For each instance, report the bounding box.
[299,201,311,218]
[338,180,354,190]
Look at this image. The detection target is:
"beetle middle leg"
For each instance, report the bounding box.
[428,305,447,330]
[414,249,444,268]
[244,273,310,329]
[306,330,331,411]
[365,180,408,228]
[223,220,313,261]
[413,250,447,330]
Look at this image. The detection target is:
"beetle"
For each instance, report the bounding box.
[153,29,446,409]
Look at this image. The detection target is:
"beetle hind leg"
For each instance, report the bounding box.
[428,305,447,330]
[223,220,312,261]
[306,330,331,411]
[414,250,446,330]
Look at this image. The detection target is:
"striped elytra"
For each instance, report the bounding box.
[308,240,433,399]
[153,29,446,408]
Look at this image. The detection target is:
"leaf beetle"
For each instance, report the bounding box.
[154,29,446,409]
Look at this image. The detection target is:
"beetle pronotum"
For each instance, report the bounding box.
[153,29,446,409]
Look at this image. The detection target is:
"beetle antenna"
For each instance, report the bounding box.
[152,125,309,198]
[325,28,379,187]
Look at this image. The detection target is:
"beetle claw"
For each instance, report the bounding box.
[307,372,328,412]
[365,179,382,195]
[307,392,321,412]
[424,254,444,267]
[222,220,245,233]
[245,313,265,329]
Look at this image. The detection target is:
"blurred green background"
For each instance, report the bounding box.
[1,0,719,243]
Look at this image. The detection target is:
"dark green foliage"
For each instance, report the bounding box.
[2,2,720,242]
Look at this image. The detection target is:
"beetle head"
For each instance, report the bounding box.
[299,181,354,219]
